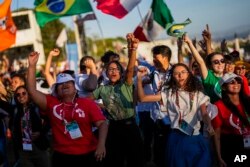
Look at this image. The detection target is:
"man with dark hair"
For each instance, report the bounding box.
[150,45,173,167]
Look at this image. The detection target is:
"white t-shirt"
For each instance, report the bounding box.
[161,89,210,135]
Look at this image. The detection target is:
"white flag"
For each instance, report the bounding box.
[56,28,67,47]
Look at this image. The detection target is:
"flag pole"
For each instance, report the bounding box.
[88,1,107,50]
[136,5,155,44]
[73,16,84,60]
[95,16,107,50]
[136,5,144,23]
[87,11,106,51]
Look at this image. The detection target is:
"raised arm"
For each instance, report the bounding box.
[183,34,208,80]
[82,58,98,91]
[44,48,60,87]
[188,38,197,69]
[177,38,184,64]
[27,51,47,111]
[137,68,161,102]
[220,39,229,55]
[202,24,213,55]
[125,33,139,85]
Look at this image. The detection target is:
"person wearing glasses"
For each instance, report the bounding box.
[212,73,250,167]
[90,33,144,167]
[233,60,250,96]
[183,33,225,103]
[137,63,215,167]
[98,50,121,86]
[224,54,237,74]
[12,85,50,167]
[234,60,250,77]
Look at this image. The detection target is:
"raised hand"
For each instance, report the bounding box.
[202,24,211,42]
[201,24,213,54]
[126,33,139,50]
[84,58,96,71]
[28,51,40,66]
[220,39,228,53]
[198,40,207,53]
[182,33,192,44]
[137,66,148,79]
[49,48,60,57]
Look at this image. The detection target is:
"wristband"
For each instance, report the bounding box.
[128,47,137,50]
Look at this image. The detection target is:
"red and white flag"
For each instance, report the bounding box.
[95,0,141,19]
[133,0,174,42]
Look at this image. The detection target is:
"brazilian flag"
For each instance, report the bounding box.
[34,0,93,27]
[166,18,191,38]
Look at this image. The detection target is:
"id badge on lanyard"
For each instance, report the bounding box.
[65,121,83,139]
[179,119,194,136]
[242,128,250,149]
[22,138,32,151]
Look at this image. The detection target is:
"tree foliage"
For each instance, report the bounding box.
[40,20,66,61]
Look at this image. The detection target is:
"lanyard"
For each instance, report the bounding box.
[53,102,77,125]
[61,103,77,125]
[175,90,194,123]
[21,107,32,139]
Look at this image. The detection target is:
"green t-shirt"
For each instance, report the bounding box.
[202,70,221,103]
[93,82,135,120]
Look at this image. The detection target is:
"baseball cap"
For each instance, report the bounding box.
[219,73,242,86]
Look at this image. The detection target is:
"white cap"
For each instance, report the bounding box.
[219,73,242,86]
[51,73,77,96]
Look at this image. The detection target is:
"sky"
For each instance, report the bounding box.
[7,0,250,40]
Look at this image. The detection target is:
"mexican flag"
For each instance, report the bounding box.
[34,0,93,27]
[133,0,174,42]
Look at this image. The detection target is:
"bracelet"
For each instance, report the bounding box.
[128,47,137,50]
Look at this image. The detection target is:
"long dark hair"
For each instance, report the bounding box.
[14,85,30,106]
[166,63,203,92]
[221,83,250,126]
[105,61,125,82]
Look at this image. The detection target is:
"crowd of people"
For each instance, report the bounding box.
[0,27,250,167]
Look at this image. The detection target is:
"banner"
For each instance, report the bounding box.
[35,0,93,27]
[95,0,141,19]
[133,0,174,42]
[0,0,16,51]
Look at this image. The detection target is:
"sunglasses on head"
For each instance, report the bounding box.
[16,92,27,97]
[212,59,225,65]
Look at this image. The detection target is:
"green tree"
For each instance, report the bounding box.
[40,20,65,61]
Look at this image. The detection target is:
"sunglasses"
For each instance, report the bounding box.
[212,59,225,65]
[16,92,27,97]
[235,66,246,70]
[228,78,242,85]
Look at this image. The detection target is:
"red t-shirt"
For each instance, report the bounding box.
[45,95,105,154]
[212,100,249,135]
